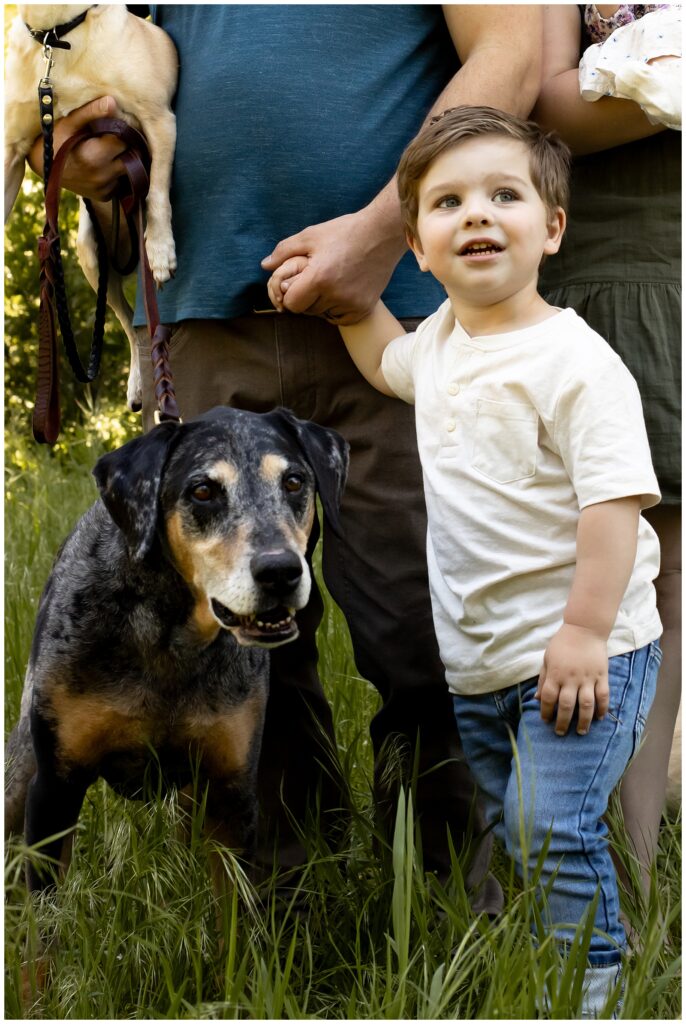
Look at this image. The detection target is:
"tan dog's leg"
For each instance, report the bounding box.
[141,110,177,285]
[4,147,26,223]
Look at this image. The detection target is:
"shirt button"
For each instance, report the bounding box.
[448,382,459,396]
[446,419,456,432]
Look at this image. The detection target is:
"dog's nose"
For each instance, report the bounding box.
[251,550,303,595]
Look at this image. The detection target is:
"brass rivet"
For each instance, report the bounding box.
[42,113,53,124]
[42,94,52,105]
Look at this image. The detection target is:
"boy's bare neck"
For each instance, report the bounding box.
[449,285,558,338]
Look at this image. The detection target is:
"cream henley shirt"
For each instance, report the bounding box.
[381,301,662,696]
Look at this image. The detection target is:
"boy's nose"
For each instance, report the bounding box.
[462,206,493,228]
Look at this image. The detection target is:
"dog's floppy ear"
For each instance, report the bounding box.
[93,420,181,560]
[270,408,349,537]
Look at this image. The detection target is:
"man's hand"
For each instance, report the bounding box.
[536,623,610,736]
[27,95,128,199]
[261,205,406,325]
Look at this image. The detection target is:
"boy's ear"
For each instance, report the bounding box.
[406,230,430,273]
[543,207,566,257]
[409,231,430,274]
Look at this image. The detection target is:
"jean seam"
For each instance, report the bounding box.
[576,689,626,945]
[272,318,286,408]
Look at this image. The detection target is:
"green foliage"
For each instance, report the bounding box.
[4,173,140,451]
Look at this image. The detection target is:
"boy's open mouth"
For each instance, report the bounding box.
[459,240,503,256]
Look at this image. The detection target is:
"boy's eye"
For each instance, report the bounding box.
[493,189,517,203]
[437,195,460,209]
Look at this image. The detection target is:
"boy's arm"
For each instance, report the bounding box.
[338,302,405,397]
[536,495,641,735]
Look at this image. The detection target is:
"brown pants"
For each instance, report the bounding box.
[137,313,496,897]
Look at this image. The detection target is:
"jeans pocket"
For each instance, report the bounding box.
[629,642,661,758]
[136,322,184,355]
[472,399,538,484]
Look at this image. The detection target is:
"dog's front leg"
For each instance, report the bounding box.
[142,109,177,286]
[202,778,258,920]
[24,722,92,892]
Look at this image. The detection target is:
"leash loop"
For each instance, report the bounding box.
[33,117,181,443]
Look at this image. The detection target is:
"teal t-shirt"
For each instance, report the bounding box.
[133,4,458,325]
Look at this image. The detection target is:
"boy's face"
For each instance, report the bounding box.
[409,135,565,309]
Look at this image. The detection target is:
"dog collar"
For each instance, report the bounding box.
[24,7,96,50]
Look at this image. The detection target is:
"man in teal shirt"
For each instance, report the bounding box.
[39,5,541,897]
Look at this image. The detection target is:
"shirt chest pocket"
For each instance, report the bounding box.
[472,399,538,484]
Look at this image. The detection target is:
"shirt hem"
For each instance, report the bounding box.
[446,626,662,697]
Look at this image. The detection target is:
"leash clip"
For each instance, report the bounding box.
[42,41,55,81]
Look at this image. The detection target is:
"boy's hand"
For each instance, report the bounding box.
[266,256,309,312]
[536,623,610,736]
[261,207,406,324]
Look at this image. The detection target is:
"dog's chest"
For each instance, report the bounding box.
[43,680,267,785]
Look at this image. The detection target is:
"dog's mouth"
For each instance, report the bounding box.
[210,599,299,647]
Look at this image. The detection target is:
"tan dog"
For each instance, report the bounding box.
[4,4,178,411]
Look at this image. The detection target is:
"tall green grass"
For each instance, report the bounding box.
[4,428,681,1019]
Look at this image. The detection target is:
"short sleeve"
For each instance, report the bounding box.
[381,331,419,404]
[553,354,661,511]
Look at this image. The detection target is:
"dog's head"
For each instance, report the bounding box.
[93,407,349,648]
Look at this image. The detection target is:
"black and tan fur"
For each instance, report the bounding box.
[5,406,348,891]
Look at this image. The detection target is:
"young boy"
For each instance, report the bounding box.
[268,106,662,1016]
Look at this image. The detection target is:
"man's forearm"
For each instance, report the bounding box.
[436,5,542,120]
[363,5,542,251]
[564,497,641,639]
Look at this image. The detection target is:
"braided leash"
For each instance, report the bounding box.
[34,103,180,443]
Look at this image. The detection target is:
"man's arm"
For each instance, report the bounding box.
[532,4,664,154]
[261,5,543,324]
[536,496,641,735]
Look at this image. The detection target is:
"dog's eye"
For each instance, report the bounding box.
[283,474,304,494]
[191,483,214,503]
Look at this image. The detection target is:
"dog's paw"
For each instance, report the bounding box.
[145,231,177,287]
[127,364,143,413]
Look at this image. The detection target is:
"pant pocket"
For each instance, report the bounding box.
[628,642,661,758]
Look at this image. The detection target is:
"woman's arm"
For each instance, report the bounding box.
[532,4,665,154]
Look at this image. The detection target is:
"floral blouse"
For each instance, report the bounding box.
[584,4,671,43]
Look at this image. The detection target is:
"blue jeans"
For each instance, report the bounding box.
[454,641,661,966]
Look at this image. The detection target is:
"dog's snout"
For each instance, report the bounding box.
[251,550,303,595]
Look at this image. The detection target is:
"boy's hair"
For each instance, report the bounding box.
[397,105,571,238]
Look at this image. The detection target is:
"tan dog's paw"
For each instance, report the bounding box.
[145,231,177,286]
[126,353,143,413]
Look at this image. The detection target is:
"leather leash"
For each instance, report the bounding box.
[34,116,181,444]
